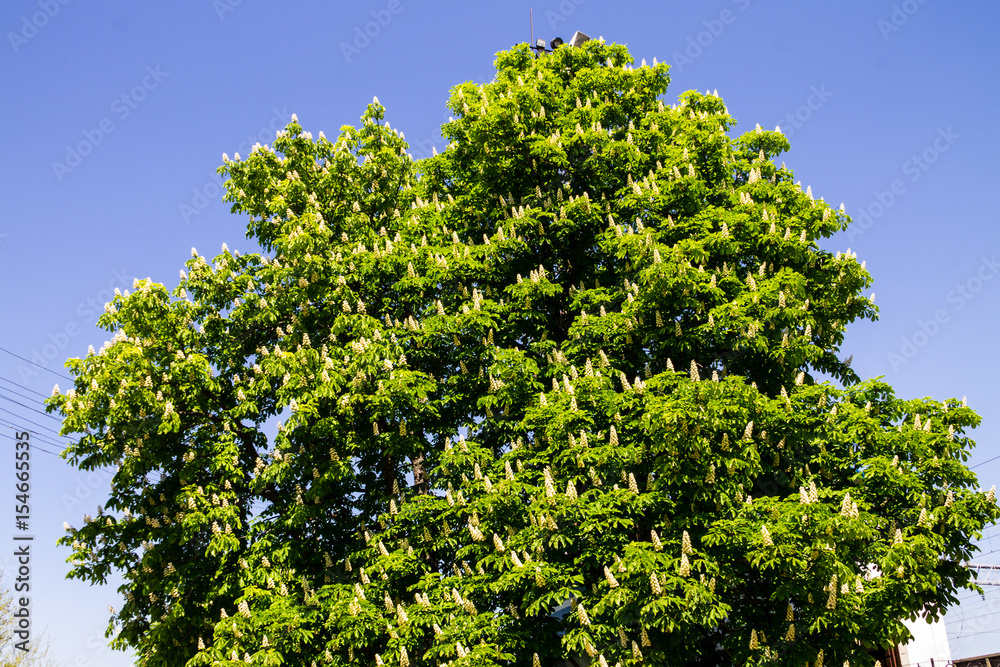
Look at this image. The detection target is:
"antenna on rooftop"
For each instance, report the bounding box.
[530,9,534,50]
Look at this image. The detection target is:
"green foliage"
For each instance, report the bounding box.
[49,40,998,667]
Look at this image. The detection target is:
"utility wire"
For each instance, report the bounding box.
[950,606,1000,636]
[0,374,49,398]
[0,386,71,439]
[17,430,71,452]
[5,430,69,452]
[0,380,50,404]
[0,418,71,451]
[972,454,1000,470]
[0,406,69,441]
[0,345,72,381]
[953,628,1000,638]
[0,375,79,450]
[0,390,62,422]
[2,425,62,457]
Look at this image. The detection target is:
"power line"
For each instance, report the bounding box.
[0,374,80,450]
[0,385,72,439]
[953,628,1000,638]
[0,419,71,451]
[13,430,71,452]
[0,376,48,401]
[0,374,49,399]
[972,454,1000,470]
[949,604,1000,636]
[0,345,72,381]
[0,390,62,422]
[0,406,70,442]
[955,600,999,613]
[971,546,1000,561]
[2,426,63,457]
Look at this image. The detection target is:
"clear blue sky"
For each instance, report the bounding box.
[2,1,999,663]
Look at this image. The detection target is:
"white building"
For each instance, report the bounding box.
[897,615,952,667]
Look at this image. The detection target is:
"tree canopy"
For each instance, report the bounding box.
[50,40,998,667]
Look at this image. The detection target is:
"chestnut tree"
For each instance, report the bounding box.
[50,40,998,667]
